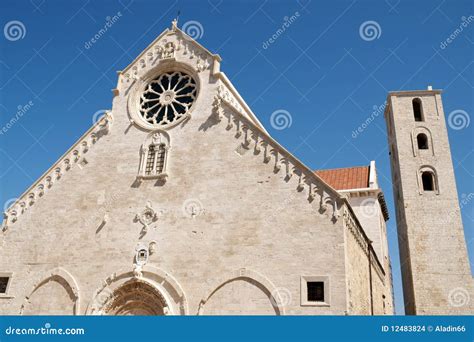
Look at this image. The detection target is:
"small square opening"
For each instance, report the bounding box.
[307,281,324,302]
[0,277,10,294]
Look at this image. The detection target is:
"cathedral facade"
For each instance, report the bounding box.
[0,21,470,315]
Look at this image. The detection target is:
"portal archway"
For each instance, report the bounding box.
[99,280,168,315]
[86,266,187,315]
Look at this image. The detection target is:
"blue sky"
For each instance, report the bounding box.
[0,0,472,315]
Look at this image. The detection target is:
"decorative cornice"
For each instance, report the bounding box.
[119,29,214,88]
[1,112,113,232]
[213,87,342,223]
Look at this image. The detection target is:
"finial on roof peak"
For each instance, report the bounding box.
[171,10,180,31]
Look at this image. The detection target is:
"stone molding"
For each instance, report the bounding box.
[213,89,342,223]
[197,268,285,315]
[20,267,80,315]
[86,265,188,315]
[343,206,385,282]
[1,112,113,232]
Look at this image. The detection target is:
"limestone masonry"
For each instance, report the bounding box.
[0,20,471,315]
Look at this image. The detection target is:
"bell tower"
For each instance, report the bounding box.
[384,88,473,314]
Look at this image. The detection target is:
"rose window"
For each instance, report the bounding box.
[139,71,197,126]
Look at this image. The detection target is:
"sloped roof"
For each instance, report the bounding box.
[315,166,370,190]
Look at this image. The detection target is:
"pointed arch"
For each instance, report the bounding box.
[198,268,285,315]
[20,267,80,315]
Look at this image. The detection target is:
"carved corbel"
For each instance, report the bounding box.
[212,96,224,121]
[45,176,53,188]
[261,142,271,163]
[71,150,80,162]
[242,125,251,147]
[332,201,340,222]
[235,119,242,138]
[28,193,35,206]
[319,193,329,214]
[82,141,89,153]
[252,132,261,154]
[90,133,97,144]
[54,167,62,180]
[296,172,305,191]
[64,158,71,171]
[271,149,282,172]
[37,184,44,197]
[282,158,292,179]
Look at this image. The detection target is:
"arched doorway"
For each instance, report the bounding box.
[101,280,168,315]
[86,266,188,315]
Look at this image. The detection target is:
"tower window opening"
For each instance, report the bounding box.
[421,171,435,191]
[417,133,429,150]
[413,98,423,122]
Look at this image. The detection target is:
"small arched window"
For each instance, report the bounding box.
[417,133,429,150]
[421,171,435,191]
[138,130,170,180]
[145,144,166,175]
[413,98,423,122]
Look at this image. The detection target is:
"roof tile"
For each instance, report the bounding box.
[315,166,369,190]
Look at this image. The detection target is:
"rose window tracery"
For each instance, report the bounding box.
[139,71,197,126]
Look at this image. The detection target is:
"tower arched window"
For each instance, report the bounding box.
[413,98,423,122]
[417,133,429,150]
[138,130,170,180]
[421,171,435,191]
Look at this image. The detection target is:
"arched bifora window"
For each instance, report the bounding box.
[138,131,170,180]
[413,98,424,122]
[421,170,436,192]
[417,133,429,150]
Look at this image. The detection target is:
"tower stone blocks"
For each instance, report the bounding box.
[384,89,473,314]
